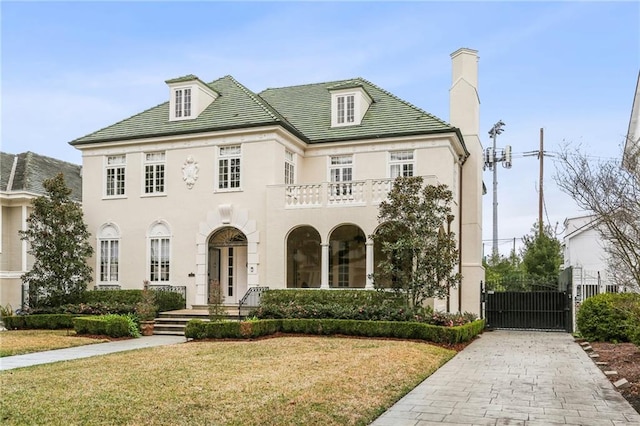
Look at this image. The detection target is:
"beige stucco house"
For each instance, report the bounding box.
[70,48,485,314]
[0,152,82,310]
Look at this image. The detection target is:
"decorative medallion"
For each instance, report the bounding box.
[182,156,199,189]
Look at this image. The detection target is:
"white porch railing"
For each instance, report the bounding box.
[284,177,438,209]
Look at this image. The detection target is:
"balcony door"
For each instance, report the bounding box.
[330,155,353,197]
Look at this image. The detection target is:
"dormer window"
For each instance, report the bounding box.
[175,88,191,118]
[330,84,373,128]
[166,75,219,121]
[337,94,355,124]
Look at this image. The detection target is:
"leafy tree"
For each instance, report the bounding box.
[520,222,563,284]
[483,251,525,291]
[555,145,640,291]
[371,176,461,308]
[19,173,93,307]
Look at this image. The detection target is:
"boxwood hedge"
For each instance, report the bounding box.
[3,314,79,330]
[185,318,485,344]
[577,292,640,343]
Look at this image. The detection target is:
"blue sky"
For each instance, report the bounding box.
[2,1,639,256]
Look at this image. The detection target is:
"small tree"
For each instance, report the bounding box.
[19,173,93,307]
[371,176,461,308]
[520,222,563,285]
[555,145,640,291]
[483,251,525,291]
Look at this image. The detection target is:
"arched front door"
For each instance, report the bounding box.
[208,227,247,305]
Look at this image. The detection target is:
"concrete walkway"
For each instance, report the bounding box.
[371,330,640,426]
[0,335,185,370]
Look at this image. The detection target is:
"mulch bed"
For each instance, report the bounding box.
[589,341,640,414]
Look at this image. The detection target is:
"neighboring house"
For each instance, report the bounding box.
[623,71,639,174]
[70,48,485,314]
[0,151,82,310]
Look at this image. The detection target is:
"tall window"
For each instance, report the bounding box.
[106,155,126,196]
[330,155,353,196]
[149,222,171,283]
[390,150,414,178]
[144,152,166,194]
[100,240,119,282]
[285,150,295,185]
[175,88,192,118]
[337,94,355,124]
[218,145,241,190]
[98,224,120,283]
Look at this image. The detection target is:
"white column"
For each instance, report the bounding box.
[21,205,28,272]
[321,243,330,289]
[365,241,374,289]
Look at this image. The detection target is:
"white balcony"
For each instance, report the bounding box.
[281,176,438,209]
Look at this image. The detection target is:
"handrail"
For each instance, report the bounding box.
[238,286,269,320]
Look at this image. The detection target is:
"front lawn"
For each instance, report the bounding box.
[0,329,109,357]
[0,336,455,425]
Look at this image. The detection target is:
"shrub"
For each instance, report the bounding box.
[3,314,78,330]
[73,314,136,338]
[80,289,185,312]
[185,318,485,344]
[577,293,640,342]
[28,302,136,316]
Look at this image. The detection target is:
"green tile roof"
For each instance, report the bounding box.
[0,151,82,201]
[71,75,456,146]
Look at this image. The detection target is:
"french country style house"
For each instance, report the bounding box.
[0,152,82,309]
[70,48,485,314]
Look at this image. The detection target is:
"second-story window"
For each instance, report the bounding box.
[390,150,414,178]
[285,150,295,185]
[218,145,241,190]
[144,152,166,194]
[336,94,355,124]
[175,88,192,118]
[330,155,353,196]
[105,155,126,197]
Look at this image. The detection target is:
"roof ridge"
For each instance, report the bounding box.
[357,77,453,128]
[224,75,280,122]
[261,77,357,92]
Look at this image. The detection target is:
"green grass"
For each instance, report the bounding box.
[0,336,455,425]
[0,329,109,357]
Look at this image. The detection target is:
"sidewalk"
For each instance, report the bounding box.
[0,335,185,370]
[371,330,640,426]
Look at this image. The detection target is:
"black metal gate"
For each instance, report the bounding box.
[482,275,573,332]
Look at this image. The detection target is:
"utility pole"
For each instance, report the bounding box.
[538,128,544,237]
[524,128,552,237]
[485,120,511,260]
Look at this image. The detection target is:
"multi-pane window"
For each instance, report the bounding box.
[218,145,241,190]
[106,155,126,196]
[330,155,353,196]
[100,240,119,282]
[144,152,166,194]
[337,94,355,124]
[150,237,170,282]
[390,150,414,178]
[285,150,295,185]
[175,88,192,118]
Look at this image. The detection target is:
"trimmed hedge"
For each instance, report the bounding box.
[81,290,185,313]
[73,315,131,338]
[577,292,640,343]
[185,318,485,344]
[3,314,79,330]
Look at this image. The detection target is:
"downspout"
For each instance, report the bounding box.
[458,153,468,313]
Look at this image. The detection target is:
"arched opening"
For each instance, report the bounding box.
[286,226,321,288]
[207,227,247,304]
[329,225,366,288]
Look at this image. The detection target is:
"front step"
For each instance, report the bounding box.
[153,306,245,336]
